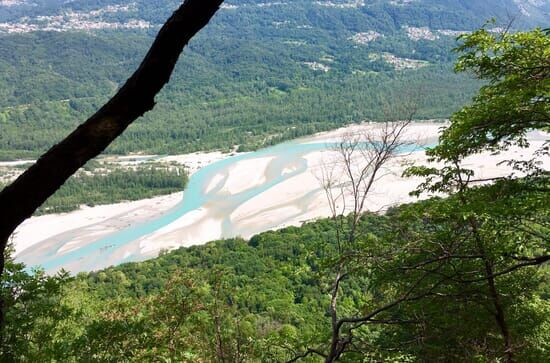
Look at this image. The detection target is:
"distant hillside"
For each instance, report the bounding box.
[0,0,546,159]
[2,0,548,27]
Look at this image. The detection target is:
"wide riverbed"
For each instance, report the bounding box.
[15,123,448,273]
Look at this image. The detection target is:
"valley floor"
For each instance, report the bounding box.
[11,122,549,273]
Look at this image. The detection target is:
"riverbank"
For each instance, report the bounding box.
[11,122,547,273]
[10,151,229,255]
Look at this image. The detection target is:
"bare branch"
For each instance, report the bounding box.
[313,115,418,361]
[286,348,327,363]
[457,255,550,283]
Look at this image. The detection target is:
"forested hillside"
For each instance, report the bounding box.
[2,196,549,361]
[2,0,548,159]
[1,23,548,362]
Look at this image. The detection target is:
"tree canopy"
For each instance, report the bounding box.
[0,19,549,363]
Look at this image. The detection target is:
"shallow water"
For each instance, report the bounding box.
[17,140,423,273]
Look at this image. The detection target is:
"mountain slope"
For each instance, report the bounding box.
[0,0,546,159]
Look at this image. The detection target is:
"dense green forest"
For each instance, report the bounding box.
[2,1,549,160]
[0,162,188,215]
[1,26,548,362]
[35,164,188,215]
[0,0,509,159]
[2,193,548,361]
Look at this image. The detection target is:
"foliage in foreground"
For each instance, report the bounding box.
[1,190,549,362]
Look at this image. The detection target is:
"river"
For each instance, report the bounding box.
[15,127,432,273]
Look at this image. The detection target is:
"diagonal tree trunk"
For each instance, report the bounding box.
[0,0,224,326]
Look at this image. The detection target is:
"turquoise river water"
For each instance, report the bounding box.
[17,139,424,273]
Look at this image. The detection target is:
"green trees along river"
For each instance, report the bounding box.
[1,26,549,361]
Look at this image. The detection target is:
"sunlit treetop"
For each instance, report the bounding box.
[429,24,550,162]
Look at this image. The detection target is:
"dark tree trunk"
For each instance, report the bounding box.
[0,0,223,327]
[467,216,514,362]
[480,255,514,362]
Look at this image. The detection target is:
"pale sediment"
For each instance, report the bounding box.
[12,123,548,273]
